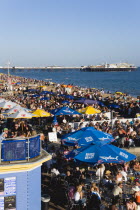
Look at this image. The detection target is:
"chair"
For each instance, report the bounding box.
[65,191,81,210]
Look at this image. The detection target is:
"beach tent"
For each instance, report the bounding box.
[74,99,98,105]
[7,110,34,119]
[77,106,101,114]
[0,101,17,109]
[50,106,81,116]
[61,126,114,147]
[32,109,51,117]
[74,144,136,164]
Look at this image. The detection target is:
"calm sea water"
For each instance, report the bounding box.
[0,67,140,97]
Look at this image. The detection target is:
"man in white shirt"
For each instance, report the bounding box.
[112,183,123,198]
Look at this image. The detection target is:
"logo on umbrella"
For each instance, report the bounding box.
[99,155,118,161]
[85,136,93,142]
[21,114,26,117]
[119,152,128,159]
[85,153,95,159]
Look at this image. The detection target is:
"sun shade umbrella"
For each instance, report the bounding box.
[0,101,17,109]
[5,105,32,114]
[32,94,40,98]
[32,109,51,117]
[7,110,34,119]
[27,89,37,92]
[77,106,101,114]
[0,98,5,103]
[74,144,136,164]
[40,97,50,101]
[108,104,120,109]
[61,100,70,104]
[74,99,98,105]
[61,126,114,147]
[40,91,54,95]
[64,95,74,100]
[115,92,124,95]
[50,106,81,116]
[4,105,22,114]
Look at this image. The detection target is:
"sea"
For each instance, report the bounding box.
[0,67,140,97]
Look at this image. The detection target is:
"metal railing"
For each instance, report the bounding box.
[0,135,41,163]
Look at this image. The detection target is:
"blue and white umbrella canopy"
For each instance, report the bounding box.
[61,126,114,147]
[74,144,136,164]
[50,106,81,116]
[108,104,120,109]
[40,97,50,101]
[61,100,70,104]
[40,91,54,95]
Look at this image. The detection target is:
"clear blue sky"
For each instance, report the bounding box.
[0,0,140,67]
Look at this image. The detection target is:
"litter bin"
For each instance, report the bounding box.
[41,194,50,210]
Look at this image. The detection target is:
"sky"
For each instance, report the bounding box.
[0,0,140,67]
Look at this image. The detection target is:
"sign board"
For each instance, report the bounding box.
[4,177,16,196]
[48,132,58,142]
[0,177,16,210]
[0,197,4,210]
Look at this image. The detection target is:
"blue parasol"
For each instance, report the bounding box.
[50,106,81,116]
[108,104,120,109]
[75,144,136,164]
[40,97,50,101]
[61,126,114,146]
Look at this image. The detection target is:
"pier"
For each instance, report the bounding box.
[0,66,81,70]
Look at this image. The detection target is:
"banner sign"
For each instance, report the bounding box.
[48,132,57,142]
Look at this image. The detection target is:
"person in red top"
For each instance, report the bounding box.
[132,186,140,205]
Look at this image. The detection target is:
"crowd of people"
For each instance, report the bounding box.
[0,73,140,209]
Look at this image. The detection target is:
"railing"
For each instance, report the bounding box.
[0,135,41,162]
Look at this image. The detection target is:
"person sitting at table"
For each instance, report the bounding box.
[103,171,114,190]
[88,186,101,210]
[115,171,123,183]
[133,161,140,176]
[74,185,86,205]
[132,186,140,205]
[124,162,130,173]
[74,167,82,179]
[120,167,127,182]
[90,186,101,200]
[134,179,140,190]
[65,170,73,184]
[112,183,123,200]
[126,198,137,210]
